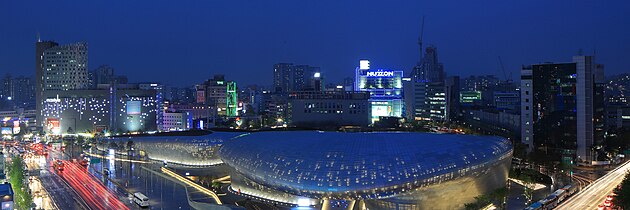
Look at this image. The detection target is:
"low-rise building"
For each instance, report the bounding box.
[287,91,370,127]
[162,111,192,131]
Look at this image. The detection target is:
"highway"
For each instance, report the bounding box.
[556,161,630,210]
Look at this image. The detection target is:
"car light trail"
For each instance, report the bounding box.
[556,161,630,209]
[59,160,130,210]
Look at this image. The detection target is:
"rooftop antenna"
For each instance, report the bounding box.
[37,32,41,42]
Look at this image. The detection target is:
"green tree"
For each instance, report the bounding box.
[9,156,33,210]
[614,170,630,208]
[522,175,536,205]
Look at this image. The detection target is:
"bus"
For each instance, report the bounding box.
[133,192,149,207]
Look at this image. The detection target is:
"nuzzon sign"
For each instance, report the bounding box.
[365,70,395,77]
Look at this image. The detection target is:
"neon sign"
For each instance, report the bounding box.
[366,70,395,77]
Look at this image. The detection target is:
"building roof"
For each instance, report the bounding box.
[219,131,512,199]
[0,183,13,196]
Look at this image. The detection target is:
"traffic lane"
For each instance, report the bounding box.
[62,160,130,210]
[88,156,193,209]
[557,161,630,209]
[39,164,87,210]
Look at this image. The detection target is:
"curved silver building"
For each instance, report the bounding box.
[108,132,245,166]
[219,131,512,209]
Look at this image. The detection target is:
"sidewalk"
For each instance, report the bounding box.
[24,154,57,210]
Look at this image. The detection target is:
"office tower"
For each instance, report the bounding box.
[273,63,321,93]
[292,65,308,91]
[521,55,604,163]
[273,63,293,93]
[445,76,460,121]
[89,65,126,88]
[12,76,35,108]
[42,42,89,91]
[36,41,89,127]
[411,45,445,83]
[35,40,59,125]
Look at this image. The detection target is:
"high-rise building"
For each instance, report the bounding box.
[273,63,321,93]
[35,40,59,126]
[354,60,404,123]
[2,75,36,108]
[445,76,460,121]
[36,41,89,127]
[411,45,445,83]
[42,42,89,91]
[273,63,293,93]
[89,65,128,88]
[521,55,604,163]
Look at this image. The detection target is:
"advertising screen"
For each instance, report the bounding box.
[12,121,20,134]
[127,101,142,115]
[46,118,61,134]
[1,127,11,135]
[372,105,391,117]
[196,91,205,103]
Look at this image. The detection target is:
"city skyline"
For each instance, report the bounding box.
[1,1,629,87]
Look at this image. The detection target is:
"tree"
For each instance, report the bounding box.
[9,156,33,210]
[522,175,536,205]
[614,170,630,208]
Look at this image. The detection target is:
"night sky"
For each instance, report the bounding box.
[1,1,628,87]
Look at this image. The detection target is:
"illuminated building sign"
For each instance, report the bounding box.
[127,101,142,115]
[460,91,482,103]
[360,60,370,70]
[45,98,61,103]
[365,70,395,77]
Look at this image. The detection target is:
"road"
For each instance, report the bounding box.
[59,160,130,210]
[24,146,89,210]
[86,149,194,209]
[556,160,630,210]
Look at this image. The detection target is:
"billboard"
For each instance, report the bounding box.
[196,90,205,103]
[46,118,61,134]
[12,121,20,134]
[0,127,11,135]
[127,101,142,115]
[372,104,392,117]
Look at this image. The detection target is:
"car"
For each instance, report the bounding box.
[606,195,613,201]
[597,205,605,210]
[604,200,612,207]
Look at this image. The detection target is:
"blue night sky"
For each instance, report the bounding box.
[1,1,628,87]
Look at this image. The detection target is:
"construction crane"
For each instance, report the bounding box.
[497,56,511,82]
[418,16,425,63]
